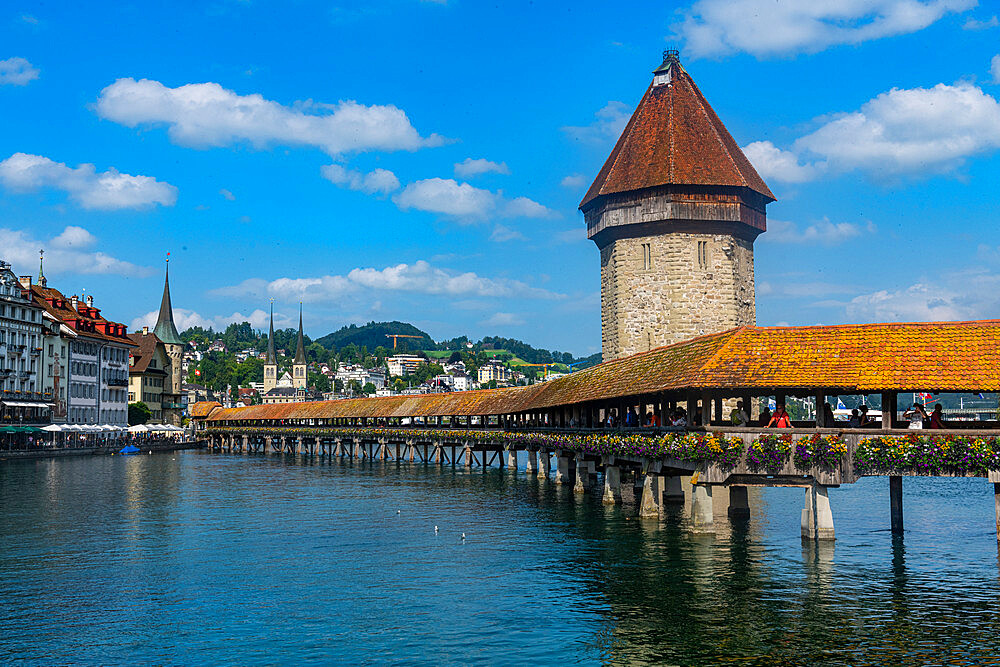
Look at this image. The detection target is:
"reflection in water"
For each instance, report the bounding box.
[1,454,999,665]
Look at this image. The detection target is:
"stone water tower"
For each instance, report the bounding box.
[581,50,775,361]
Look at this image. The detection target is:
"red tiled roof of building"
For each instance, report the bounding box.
[127,332,167,373]
[580,53,775,209]
[209,319,1000,422]
[30,285,135,346]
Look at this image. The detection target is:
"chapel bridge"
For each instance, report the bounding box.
[197,320,1000,543]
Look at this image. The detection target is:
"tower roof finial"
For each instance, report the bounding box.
[38,249,46,288]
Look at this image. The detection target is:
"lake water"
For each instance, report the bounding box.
[2,451,999,665]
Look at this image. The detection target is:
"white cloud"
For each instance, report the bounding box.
[0,57,39,85]
[964,15,999,29]
[0,225,150,277]
[481,312,525,327]
[489,225,526,242]
[321,164,400,195]
[392,177,555,221]
[130,308,283,333]
[0,152,177,209]
[219,188,235,201]
[794,82,1000,175]
[563,101,631,144]
[560,174,587,188]
[747,82,1000,180]
[992,55,1000,85]
[742,140,824,183]
[763,218,875,245]
[841,268,1000,323]
[454,158,509,178]
[95,77,444,156]
[673,0,975,58]
[210,259,563,302]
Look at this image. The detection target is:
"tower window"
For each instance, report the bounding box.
[641,243,652,271]
[697,241,710,269]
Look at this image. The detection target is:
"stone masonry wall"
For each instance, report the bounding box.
[600,232,755,360]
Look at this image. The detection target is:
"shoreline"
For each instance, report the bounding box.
[0,440,206,461]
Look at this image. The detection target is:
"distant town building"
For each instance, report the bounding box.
[2,262,46,424]
[477,359,510,385]
[128,329,172,423]
[387,354,424,377]
[151,260,185,425]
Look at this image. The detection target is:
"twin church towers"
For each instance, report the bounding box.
[262,304,308,393]
[583,50,774,361]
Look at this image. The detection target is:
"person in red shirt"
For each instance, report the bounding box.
[767,403,792,428]
[929,404,945,429]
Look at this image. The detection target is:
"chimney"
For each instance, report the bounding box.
[71,295,78,309]
[18,275,31,288]
[86,295,94,307]
[142,326,149,335]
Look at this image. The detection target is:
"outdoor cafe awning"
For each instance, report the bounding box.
[1,401,50,408]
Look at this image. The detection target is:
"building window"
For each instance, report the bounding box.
[641,243,652,271]
[697,241,710,270]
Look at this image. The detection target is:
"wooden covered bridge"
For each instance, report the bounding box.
[196,319,1000,542]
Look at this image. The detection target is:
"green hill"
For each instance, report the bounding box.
[314,321,434,353]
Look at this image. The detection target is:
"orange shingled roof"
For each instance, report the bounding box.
[190,401,222,418]
[209,319,1000,422]
[580,57,774,209]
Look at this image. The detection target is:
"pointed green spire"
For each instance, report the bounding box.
[294,303,306,364]
[266,301,276,365]
[153,255,183,346]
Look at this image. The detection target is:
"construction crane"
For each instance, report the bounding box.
[566,360,592,372]
[516,363,558,379]
[385,334,423,350]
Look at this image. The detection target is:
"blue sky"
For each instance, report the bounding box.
[1,0,999,356]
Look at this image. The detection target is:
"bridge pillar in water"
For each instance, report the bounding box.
[801,483,835,541]
[538,451,550,479]
[525,449,536,474]
[890,475,904,535]
[994,482,1000,542]
[639,474,661,517]
[555,453,573,486]
[663,476,685,503]
[241,436,248,454]
[507,448,517,470]
[574,460,591,494]
[265,437,272,454]
[296,437,304,455]
[603,465,621,505]
[728,485,750,519]
[689,484,715,532]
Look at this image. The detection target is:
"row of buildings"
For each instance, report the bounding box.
[2,253,186,427]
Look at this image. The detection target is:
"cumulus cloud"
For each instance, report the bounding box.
[392,177,555,221]
[95,77,444,156]
[210,259,563,302]
[560,174,587,188]
[219,188,235,201]
[763,218,875,245]
[673,0,974,58]
[746,82,1000,181]
[321,164,400,195]
[563,101,631,144]
[0,57,39,85]
[836,268,1000,323]
[742,140,824,183]
[0,225,150,277]
[481,312,525,327]
[130,308,282,333]
[0,152,177,209]
[964,15,999,29]
[489,225,526,242]
[454,158,509,178]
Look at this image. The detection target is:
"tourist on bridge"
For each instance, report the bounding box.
[930,404,945,429]
[848,409,861,428]
[643,411,660,427]
[730,401,749,426]
[903,403,929,429]
[822,402,835,427]
[858,405,873,427]
[624,406,639,427]
[767,403,792,428]
[671,408,687,427]
[758,406,771,427]
[605,409,619,428]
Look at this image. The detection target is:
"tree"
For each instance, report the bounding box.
[448,350,463,363]
[348,379,363,395]
[128,402,151,426]
[362,382,376,395]
[310,371,331,393]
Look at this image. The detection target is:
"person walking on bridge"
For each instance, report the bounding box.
[767,403,791,428]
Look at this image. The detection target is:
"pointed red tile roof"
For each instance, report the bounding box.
[580,52,775,209]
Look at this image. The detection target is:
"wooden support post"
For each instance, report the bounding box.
[890,475,904,534]
[882,391,895,430]
[701,391,712,426]
[815,392,826,427]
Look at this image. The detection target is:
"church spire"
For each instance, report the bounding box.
[294,303,306,364]
[38,249,47,288]
[266,301,276,365]
[153,254,183,345]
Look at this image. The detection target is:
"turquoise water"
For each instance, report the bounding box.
[1,451,999,665]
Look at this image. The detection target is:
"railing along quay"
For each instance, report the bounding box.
[203,425,1000,543]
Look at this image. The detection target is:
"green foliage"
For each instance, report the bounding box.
[314,321,434,352]
[309,371,331,393]
[128,402,151,426]
[362,382,376,395]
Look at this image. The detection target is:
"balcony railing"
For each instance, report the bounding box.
[107,377,129,387]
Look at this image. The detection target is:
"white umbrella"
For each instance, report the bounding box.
[127,424,149,433]
[41,424,63,432]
